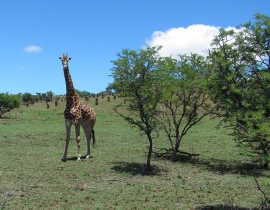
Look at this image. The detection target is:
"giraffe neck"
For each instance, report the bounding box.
[63,67,76,95]
[63,67,81,113]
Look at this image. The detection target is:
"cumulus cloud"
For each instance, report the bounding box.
[24,45,43,53]
[146,24,237,58]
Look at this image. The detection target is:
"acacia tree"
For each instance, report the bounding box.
[46,91,54,102]
[110,46,163,171]
[36,93,43,102]
[0,93,20,117]
[207,14,270,167]
[158,54,215,161]
[22,92,34,103]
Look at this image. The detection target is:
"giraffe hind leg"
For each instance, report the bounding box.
[75,124,81,161]
[82,123,92,159]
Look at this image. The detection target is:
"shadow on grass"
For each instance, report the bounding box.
[111,161,168,176]
[187,157,268,177]
[153,148,268,177]
[196,204,260,210]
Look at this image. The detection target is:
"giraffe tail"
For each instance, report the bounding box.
[92,130,95,148]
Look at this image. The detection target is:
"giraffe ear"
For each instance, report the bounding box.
[69,58,72,60]
[59,57,62,59]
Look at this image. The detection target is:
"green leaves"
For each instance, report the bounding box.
[207,14,270,164]
[157,54,215,161]
[0,93,20,117]
[110,46,163,170]
[111,46,214,162]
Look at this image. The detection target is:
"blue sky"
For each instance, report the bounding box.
[1,1,269,95]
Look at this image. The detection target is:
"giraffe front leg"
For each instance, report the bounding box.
[75,124,81,161]
[62,120,72,162]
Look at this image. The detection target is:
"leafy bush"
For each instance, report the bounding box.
[207,14,270,166]
[0,93,20,117]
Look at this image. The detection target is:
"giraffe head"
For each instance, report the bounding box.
[59,53,72,69]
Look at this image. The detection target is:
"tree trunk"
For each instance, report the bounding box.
[172,138,180,162]
[146,133,152,171]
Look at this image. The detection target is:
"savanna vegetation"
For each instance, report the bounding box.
[0,96,269,209]
[1,13,270,209]
[110,14,270,170]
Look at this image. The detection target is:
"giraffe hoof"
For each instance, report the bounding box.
[77,157,81,161]
[86,155,90,159]
[61,158,67,162]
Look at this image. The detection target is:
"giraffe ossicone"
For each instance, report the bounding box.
[59,53,96,161]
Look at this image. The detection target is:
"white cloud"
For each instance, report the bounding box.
[24,45,43,53]
[146,24,237,58]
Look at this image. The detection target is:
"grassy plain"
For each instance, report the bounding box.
[0,96,269,209]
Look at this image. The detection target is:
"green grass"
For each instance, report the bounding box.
[0,97,269,209]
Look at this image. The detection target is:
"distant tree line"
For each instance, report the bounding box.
[0,89,114,117]
[21,91,55,104]
[0,91,59,116]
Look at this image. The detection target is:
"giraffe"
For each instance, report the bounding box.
[59,53,96,161]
